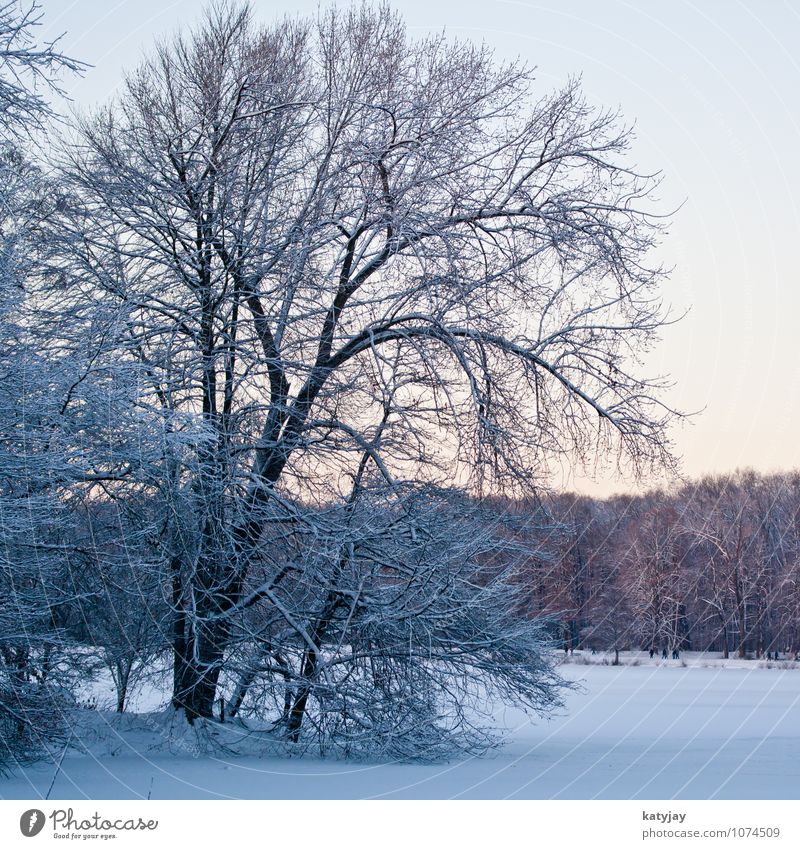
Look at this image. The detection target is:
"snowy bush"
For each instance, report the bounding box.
[222,485,566,760]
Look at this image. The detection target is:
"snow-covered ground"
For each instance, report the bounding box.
[2,654,799,800]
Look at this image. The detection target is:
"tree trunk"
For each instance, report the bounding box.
[174,619,227,722]
[286,591,344,741]
[115,660,130,713]
[170,556,189,712]
[286,648,317,743]
[229,669,256,719]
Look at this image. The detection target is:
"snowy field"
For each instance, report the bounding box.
[2,655,799,800]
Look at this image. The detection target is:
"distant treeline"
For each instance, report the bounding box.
[504,470,800,658]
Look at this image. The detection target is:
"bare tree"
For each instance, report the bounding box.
[44,1,679,737]
[62,499,171,713]
[622,503,688,653]
[0,1,82,770]
[682,476,770,658]
[581,579,636,665]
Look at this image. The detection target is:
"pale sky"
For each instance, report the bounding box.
[37,0,800,494]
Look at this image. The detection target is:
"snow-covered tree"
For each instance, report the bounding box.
[38,0,680,754]
[0,1,83,769]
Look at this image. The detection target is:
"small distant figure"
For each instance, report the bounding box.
[649,648,655,659]
[774,650,780,660]
[564,643,569,655]
[591,648,597,655]
[767,650,772,661]
[672,648,679,660]
[661,647,668,660]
